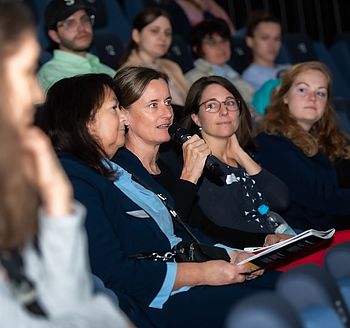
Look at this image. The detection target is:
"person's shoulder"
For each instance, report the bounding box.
[255,132,290,147]
[184,61,208,84]
[159,58,183,72]
[59,153,100,180]
[242,64,255,76]
[37,56,60,75]
[122,51,142,67]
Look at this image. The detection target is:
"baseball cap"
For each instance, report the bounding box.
[44,0,95,31]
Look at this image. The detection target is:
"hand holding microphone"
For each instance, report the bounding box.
[168,124,225,181]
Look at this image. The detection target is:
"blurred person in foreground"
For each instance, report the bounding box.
[0,2,129,327]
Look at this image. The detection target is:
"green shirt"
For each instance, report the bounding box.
[38,50,116,92]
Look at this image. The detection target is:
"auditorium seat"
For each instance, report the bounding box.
[166,34,194,73]
[276,264,350,327]
[282,33,317,64]
[159,1,192,42]
[313,41,350,100]
[91,31,124,70]
[93,0,131,46]
[330,34,350,86]
[226,291,303,328]
[333,99,350,135]
[325,242,350,311]
[228,36,250,74]
[121,0,158,23]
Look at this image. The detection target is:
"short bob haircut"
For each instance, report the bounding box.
[182,75,255,150]
[258,61,350,160]
[190,18,231,59]
[40,73,116,177]
[113,66,169,109]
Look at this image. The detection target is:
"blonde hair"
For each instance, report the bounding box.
[258,61,350,161]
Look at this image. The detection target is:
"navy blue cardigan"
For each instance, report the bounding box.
[255,133,350,230]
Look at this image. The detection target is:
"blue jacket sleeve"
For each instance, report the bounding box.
[69,176,171,308]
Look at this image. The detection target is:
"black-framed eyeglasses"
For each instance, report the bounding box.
[57,14,95,32]
[199,98,240,113]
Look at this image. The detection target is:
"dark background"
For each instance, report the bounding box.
[219,0,350,46]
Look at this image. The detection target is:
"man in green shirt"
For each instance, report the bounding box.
[38,0,116,92]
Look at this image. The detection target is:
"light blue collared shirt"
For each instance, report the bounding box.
[105,159,190,308]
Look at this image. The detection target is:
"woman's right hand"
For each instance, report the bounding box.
[180,134,211,184]
[21,127,73,217]
[174,259,254,290]
[200,260,251,285]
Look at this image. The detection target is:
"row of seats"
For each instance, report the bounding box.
[227,242,350,327]
[25,0,350,132]
[25,0,350,100]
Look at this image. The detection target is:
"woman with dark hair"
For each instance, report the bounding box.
[120,7,188,107]
[0,2,128,327]
[185,18,253,106]
[180,75,291,235]
[256,61,350,231]
[41,71,279,328]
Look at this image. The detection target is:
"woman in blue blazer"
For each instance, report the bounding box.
[40,73,278,328]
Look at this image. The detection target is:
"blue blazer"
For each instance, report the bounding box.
[59,153,172,309]
[59,152,214,315]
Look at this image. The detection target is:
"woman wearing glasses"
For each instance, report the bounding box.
[181,75,290,235]
[113,67,289,251]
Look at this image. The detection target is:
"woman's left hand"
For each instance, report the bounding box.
[230,251,264,280]
[227,134,261,175]
[263,233,294,247]
[227,134,243,161]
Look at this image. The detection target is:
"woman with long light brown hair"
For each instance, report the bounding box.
[256,61,350,231]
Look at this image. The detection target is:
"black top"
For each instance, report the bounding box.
[255,132,350,230]
[196,164,289,233]
[153,158,268,248]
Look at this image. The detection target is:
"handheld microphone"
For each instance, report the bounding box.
[168,123,225,177]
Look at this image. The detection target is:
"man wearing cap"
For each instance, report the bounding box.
[38,0,115,92]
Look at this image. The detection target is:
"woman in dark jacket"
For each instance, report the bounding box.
[40,72,278,328]
[256,61,350,231]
